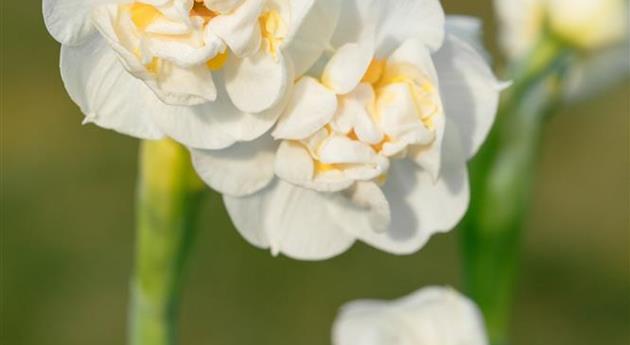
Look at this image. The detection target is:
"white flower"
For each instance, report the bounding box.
[191,0,504,260]
[332,287,489,345]
[43,0,331,149]
[495,0,629,99]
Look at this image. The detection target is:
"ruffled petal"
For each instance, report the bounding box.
[43,0,122,46]
[285,0,340,77]
[60,36,164,139]
[223,180,356,260]
[207,0,263,57]
[321,42,375,94]
[272,77,338,140]
[191,134,276,196]
[224,51,289,113]
[433,34,503,159]
[354,121,469,255]
[332,0,445,57]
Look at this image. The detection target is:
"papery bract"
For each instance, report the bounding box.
[192,0,504,260]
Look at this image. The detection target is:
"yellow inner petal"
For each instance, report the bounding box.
[206,50,229,70]
[130,3,162,31]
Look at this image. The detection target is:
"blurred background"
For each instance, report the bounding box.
[1,1,628,345]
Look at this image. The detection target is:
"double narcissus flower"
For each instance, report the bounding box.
[45,0,502,261]
[192,0,503,260]
[43,0,333,149]
[495,0,629,99]
[332,287,489,345]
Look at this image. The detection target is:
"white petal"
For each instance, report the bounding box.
[208,0,263,57]
[355,121,469,255]
[445,15,491,62]
[275,139,355,192]
[191,135,276,197]
[204,0,245,14]
[272,77,338,140]
[223,180,356,260]
[433,34,502,159]
[225,51,289,113]
[331,182,391,234]
[321,42,374,94]
[60,36,164,139]
[43,0,120,46]
[285,0,339,76]
[332,0,445,57]
[274,140,314,186]
[150,73,288,150]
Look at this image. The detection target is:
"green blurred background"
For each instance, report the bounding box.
[1,1,628,344]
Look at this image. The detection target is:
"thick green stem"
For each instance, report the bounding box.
[129,139,205,345]
[460,36,569,345]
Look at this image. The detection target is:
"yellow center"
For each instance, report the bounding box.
[259,10,286,60]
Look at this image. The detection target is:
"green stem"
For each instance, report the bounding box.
[129,139,205,345]
[460,36,570,345]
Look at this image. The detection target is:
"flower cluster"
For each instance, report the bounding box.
[45,0,503,260]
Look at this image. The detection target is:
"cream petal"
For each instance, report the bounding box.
[319,136,378,165]
[43,0,122,46]
[285,0,340,77]
[224,51,289,113]
[208,0,263,57]
[191,135,276,197]
[321,42,375,95]
[354,122,469,255]
[272,77,338,140]
[388,37,439,84]
[433,34,502,159]
[60,36,164,139]
[223,180,357,260]
[151,61,218,105]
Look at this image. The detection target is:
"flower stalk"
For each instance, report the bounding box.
[460,35,571,345]
[129,139,205,345]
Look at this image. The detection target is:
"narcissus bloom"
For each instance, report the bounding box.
[495,0,629,99]
[332,287,488,345]
[44,0,332,149]
[192,0,503,260]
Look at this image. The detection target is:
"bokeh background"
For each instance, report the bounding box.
[2,1,629,344]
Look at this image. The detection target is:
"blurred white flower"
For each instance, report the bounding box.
[192,0,503,260]
[332,287,488,345]
[495,0,629,99]
[43,0,331,149]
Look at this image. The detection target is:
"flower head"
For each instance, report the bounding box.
[332,287,488,345]
[44,0,331,149]
[192,0,504,260]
